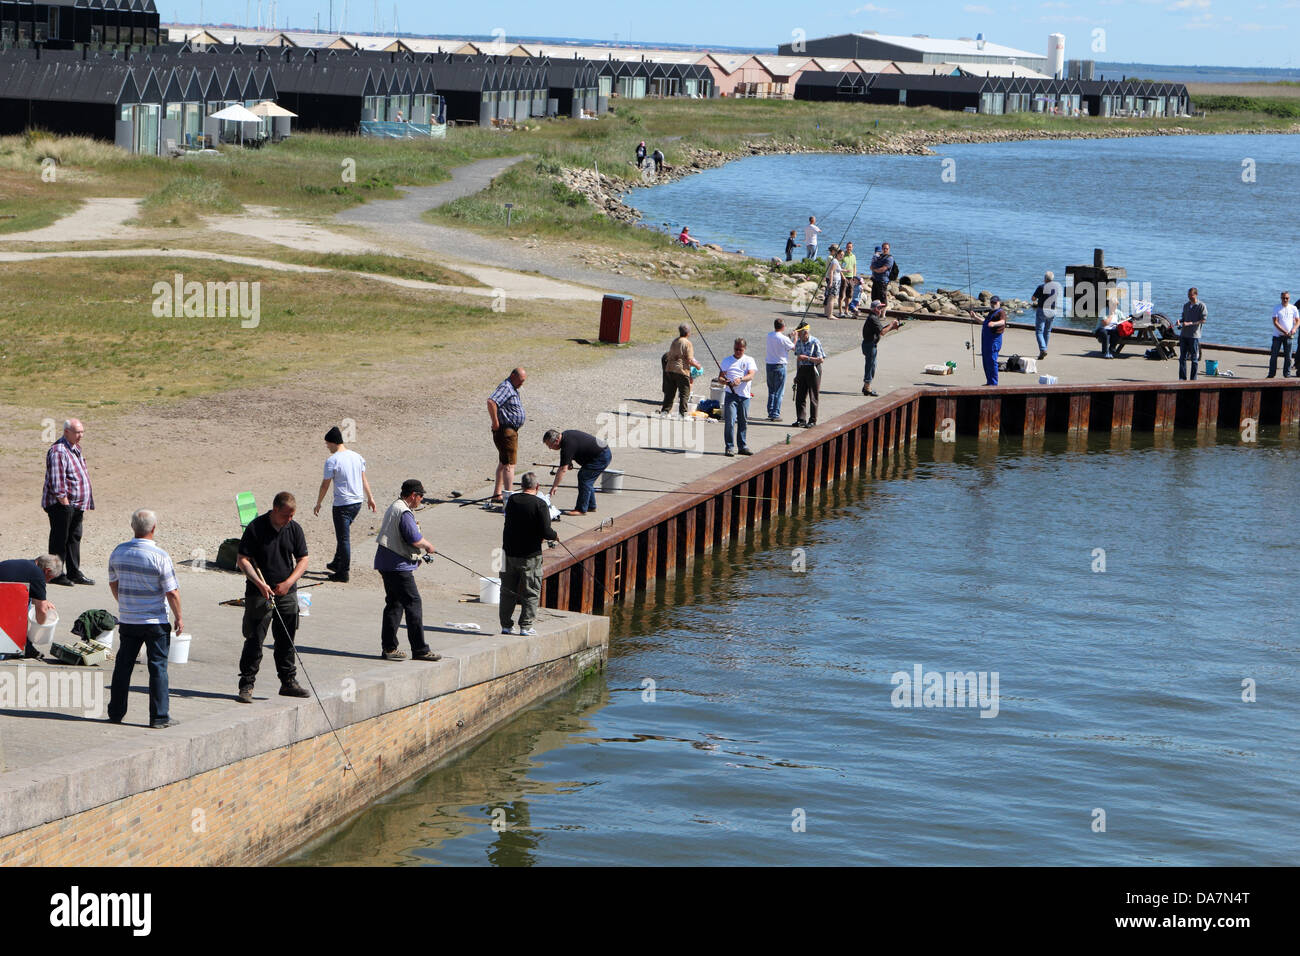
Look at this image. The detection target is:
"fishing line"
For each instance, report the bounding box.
[965,239,978,370]
[799,173,881,325]
[555,538,616,604]
[247,559,355,777]
[667,281,740,397]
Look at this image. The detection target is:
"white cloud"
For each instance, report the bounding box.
[963,4,996,12]
[1041,0,1071,7]
[1167,0,1211,8]
[851,3,893,11]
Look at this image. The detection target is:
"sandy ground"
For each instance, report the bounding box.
[0,158,1277,610]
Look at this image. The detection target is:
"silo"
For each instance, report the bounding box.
[1047,33,1066,80]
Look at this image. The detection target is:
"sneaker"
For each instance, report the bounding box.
[520,627,538,637]
[279,682,311,698]
[236,687,254,704]
[150,717,180,729]
[738,447,753,456]
[381,649,408,661]
[501,626,514,634]
[724,448,735,457]
[412,647,442,661]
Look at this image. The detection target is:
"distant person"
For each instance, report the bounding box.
[544,429,612,516]
[870,242,894,305]
[42,418,95,587]
[804,216,821,260]
[847,274,866,317]
[765,318,795,422]
[1094,301,1123,361]
[235,492,310,703]
[661,324,702,416]
[678,226,701,249]
[792,320,825,428]
[395,108,404,123]
[1268,290,1298,378]
[107,509,181,729]
[312,426,376,584]
[718,338,757,457]
[0,554,61,656]
[1031,271,1062,360]
[635,140,647,168]
[978,296,1008,384]
[500,472,558,637]
[861,300,902,398]
[1178,287,1207,381]
[785,229,797,262]
[651,147,664,174]
[487,367,527,508]
[840,241,858,313]
[823,245,843,319]
[374,479,440,662]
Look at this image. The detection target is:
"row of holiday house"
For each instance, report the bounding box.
[795,70,1191,117]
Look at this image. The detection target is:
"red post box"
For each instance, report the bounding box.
[599,294,633,344]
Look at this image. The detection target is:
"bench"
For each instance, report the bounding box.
[1113,311,1177,359]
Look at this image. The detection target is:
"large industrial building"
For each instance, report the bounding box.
[778,31,1049,74]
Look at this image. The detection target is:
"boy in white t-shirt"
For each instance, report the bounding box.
[313,425,377,582]
[1268,291,1298,379]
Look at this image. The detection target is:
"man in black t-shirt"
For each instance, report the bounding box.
[860,301,901,398]
[235,491,310,702]
[543,428,612,517]
[0,555,60,657]
[500,473,559,636]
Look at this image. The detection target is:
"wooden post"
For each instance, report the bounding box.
[662,514,677,575]
[1068,394,1090,435]
[1154,391,1177,431]
[979,398,1001,439]
[1024,395,1047,438]
[719,491,733,545]
[704,496,719,551]
[624,536,640,595]
[577,557,595,614]
[1281,388,1300,428]
[909,398,920,447]
[1111,392,1134,432]
[601,550,617,608]
[1197,390,1219,429]
[1239,390,1261,430]
[642,528,658,589]
[934,397,956,440]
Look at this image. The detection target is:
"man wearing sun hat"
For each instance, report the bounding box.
[792,320,825,428]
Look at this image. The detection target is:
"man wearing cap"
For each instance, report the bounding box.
[792,321,826,428]
[374,480,440,661]
[870,242,894,306]
[975,296,1008,386]
[313,426,376,583]
[861,301,902,398]
[487,367,527,509]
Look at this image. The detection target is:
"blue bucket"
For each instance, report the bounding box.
[1205,359,1219,376]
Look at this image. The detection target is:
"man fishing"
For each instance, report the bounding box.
[718,338,757,457]
[793,320,825,428]
[374,479,440,662]
[974,296,1008,386]
[1178,287,1207,381]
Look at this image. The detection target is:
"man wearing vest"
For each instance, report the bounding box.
[374,479,441,661]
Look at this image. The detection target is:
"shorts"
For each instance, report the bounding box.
[493,426,519,465]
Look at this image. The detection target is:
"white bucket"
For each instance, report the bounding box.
[600,469,625,494]
[709,384,727,405]
[297,592,312,616]
[169,632,192,664]
[479,577,501,605]
[26,606,58,654]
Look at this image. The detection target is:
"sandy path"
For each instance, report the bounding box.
[0,197,143,243]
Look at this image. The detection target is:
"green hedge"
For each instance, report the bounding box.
[1193,95,1300,118]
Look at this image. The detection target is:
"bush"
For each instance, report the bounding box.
[139,175,242,225]
[1194,95,1300,118]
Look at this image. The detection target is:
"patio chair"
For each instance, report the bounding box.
[236,492,257,530]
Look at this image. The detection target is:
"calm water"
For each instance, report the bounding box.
[633,134,1300,347]
[295,431,1300,866]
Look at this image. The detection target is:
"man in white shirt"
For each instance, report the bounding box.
[313,425,376,583]
[718,338,758,457]
[804,215,821,261]
[1268,290,1298,379]
[764,319,795,422]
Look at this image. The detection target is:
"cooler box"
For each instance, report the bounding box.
[599,294,633,344]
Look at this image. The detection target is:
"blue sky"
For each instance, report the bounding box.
[169,1,1299,68]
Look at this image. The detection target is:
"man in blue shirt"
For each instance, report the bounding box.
[487,367,527,509]
[870,242,895,305]
[107,509,182,728]
[793,321,826,428]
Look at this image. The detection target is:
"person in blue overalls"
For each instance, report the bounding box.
[979,296,1008,386]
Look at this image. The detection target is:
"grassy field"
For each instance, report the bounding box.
[1187,81,1300,99]
[0,255,723,415]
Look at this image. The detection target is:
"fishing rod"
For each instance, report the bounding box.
[964,239,978,370]
[546,483,774,500]
[799,173,881,324]
[247,559,355,777]
[554,538,616,604]
[531,462,678,485]
[667,281,740,397]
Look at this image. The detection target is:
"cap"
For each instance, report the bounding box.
[400,479,425,498]
[324,425,344,444]
[989,295,1001,306]
[795,320,812,332]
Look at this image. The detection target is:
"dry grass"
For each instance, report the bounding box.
[1187,82,1300,98]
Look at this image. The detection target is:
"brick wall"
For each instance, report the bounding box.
[0,645,604,865]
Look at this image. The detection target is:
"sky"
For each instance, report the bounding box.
[168,1,1300,69]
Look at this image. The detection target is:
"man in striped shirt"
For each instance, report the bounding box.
[107,509,182,729]
[487,367,527,509]
[42,419,95,586]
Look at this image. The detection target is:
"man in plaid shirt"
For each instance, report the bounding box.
[42,419,95,586]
